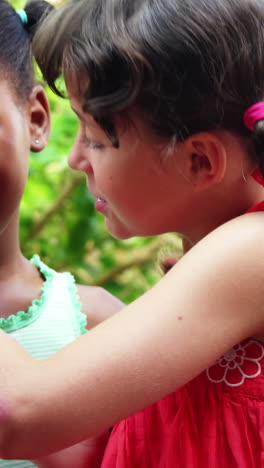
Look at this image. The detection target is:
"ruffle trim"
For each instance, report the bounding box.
[66,272,88,335]
[0,255,87,334]
[0,255,54,333]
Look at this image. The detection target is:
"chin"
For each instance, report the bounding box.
[105,214,165,239]
[107,225,158,240]
[105,220,136,240]
[108,229,135,240]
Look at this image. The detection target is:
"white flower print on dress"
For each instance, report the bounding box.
[206,340,264,387]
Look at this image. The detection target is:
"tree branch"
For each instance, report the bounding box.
[69,239,182,286]
[28,172,84,239]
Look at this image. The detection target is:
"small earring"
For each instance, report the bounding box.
[35,139,40,145]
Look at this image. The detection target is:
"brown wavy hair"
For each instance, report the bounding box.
[33,0,264,174]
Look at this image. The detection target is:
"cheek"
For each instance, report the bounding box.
[0,165,26,203]
[94,161,118,193]
[0,152,28,230]
[0,141,24,179]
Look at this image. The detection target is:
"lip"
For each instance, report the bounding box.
[95,197,108,215]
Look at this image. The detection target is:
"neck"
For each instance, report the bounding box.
[0,211,44,320]
[0,211,27,276]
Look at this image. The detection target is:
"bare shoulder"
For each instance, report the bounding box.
[173,211,264,336]
[77,284,124,328]
[196,210,264,272]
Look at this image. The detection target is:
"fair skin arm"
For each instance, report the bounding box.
[34,286,123,467]
[1,213,264,460]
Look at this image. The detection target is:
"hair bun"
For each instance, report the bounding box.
[24,0,53,38]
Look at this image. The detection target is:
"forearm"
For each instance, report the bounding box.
[0,295,243,460]
[0,304,179,460]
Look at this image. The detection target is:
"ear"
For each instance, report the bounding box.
[28,85,50,153]
[183,133,227,191]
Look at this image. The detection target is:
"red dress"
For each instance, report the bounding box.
[102,202,264,468]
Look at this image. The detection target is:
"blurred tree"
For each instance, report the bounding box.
[12,0,182,303]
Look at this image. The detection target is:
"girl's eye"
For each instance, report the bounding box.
[81,135,104,150]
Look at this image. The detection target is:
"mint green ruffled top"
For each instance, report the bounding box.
[0,255,87,467]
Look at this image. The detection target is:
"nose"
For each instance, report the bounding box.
[68,133,93,174]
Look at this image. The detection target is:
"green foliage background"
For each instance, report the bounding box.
[13,0,181,303]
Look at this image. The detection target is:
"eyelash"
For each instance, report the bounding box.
[81,135,104,150]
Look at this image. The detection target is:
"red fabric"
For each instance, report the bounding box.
[251,169,264,187]
[102,204,264,468]
[246,200,264,213]
[102,364,264,467]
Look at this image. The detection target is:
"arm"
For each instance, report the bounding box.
[1,213,264,459]
[34,286,123,467]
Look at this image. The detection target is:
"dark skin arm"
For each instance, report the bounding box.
[77,285,124,328]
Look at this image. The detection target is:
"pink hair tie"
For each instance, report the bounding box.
[243,102,264,186]
[243,102,264,130]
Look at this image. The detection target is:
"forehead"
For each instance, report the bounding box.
[0,78,19,102]
[65,67,89,99]
[65,72,92,122]
[65,67,161,147]
[0,80,28,128]
[0,67,29,109]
